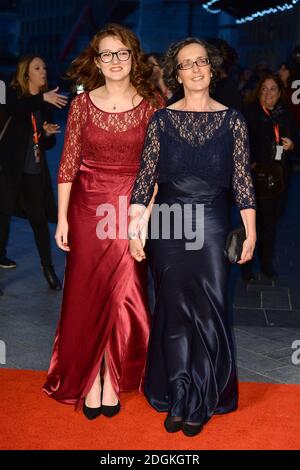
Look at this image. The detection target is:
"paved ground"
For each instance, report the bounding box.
[0,118,299,383]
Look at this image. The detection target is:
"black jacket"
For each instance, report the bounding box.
[244,100,299,165]
[0,87,57,222]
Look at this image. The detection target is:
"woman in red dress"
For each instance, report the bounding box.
[43,24,162,419]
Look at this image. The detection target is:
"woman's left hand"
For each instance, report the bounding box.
[43,121,61,136]
[129,239,146,262]
[281,137,294,151]
[238,237,256,264]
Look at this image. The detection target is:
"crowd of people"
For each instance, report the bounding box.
[0,24,299,436]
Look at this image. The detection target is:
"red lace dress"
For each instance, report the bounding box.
[43,92,157,408]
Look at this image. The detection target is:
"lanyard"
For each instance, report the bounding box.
[31,112,41,163]
[262,106,280,144]
[31,112,41,146]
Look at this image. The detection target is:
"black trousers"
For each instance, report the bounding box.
[242,195,284,274]
[0,173,52,266]
[0,217,9,260]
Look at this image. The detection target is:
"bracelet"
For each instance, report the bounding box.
[128,231,139,240]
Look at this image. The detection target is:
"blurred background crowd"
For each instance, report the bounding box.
[1,0,300,290]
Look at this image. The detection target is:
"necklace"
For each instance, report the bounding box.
[104,85,135,111]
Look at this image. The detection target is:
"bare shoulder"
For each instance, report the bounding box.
[166,100,184,110]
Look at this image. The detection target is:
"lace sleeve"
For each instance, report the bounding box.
[130,113,160,206]
[57,93,87,183]
[232,112,256,210]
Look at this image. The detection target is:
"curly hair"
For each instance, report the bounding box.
[162,37,223,94]
[10,54,48,96]
[66,23,161,108]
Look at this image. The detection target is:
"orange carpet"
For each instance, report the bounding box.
[0,368,299,450]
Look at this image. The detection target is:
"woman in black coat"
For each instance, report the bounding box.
[0,54,67,291]
[242,73,299,280]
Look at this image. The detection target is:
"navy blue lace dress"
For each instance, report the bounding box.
[131,108,256,425]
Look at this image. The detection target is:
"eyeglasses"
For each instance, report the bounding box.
[177,57,210,70]
[97,49,132,63]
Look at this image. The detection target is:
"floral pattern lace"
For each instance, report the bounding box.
[57,92,158,183]
[131,108,256,210]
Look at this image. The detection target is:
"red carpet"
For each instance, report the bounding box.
[0,368,299,450]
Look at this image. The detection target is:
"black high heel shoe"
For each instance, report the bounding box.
[101,400,120,418]
[164,414,183,433]
[100,376,120,418]
[182,422,203,437]
[82,403,102,420]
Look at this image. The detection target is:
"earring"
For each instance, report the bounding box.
[98,68,102,75]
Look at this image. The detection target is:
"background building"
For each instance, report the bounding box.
[1,0,300,83]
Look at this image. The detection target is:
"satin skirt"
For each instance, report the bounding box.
[145,176,238,424]
[43,161,150,408]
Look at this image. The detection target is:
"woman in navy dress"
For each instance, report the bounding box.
[129,38,256,437]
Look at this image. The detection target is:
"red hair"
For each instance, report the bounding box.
[67,23,162,108]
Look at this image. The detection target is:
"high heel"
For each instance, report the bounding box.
[101,401,120,418]
[182,422,203,437]
[82,402,102,420]
[164,414,183,433]
[101,373,120,417]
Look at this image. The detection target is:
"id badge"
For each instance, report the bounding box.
[33,144,41,163]
[275,145,283,161]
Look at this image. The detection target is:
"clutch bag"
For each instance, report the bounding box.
[224,226,246,263]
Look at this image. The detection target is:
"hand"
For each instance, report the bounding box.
[43,121,61,136]
[43,87,68,108]
[55,219,70,251]
[138,216,149,248]
[281,137,294,151]
[129,239,146,262]
[238,236,256,264]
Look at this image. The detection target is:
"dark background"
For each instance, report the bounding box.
[0,0,300,88]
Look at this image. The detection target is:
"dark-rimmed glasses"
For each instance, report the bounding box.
[97,50,132,63]
[177,57,210,70]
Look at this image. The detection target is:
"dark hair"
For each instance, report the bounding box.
[278,61,298,87]
[66,23,160,107]
[162,37,223,94]
[251,73,286,104]
[207,38,238,74]
[146,52,161,64]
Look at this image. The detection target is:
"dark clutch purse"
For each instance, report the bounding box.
[224,226,246,263]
